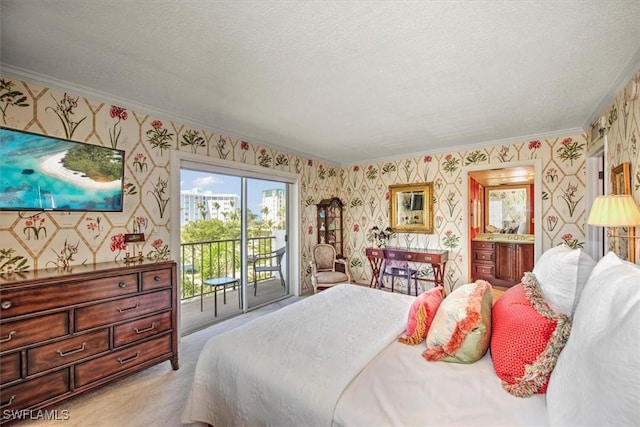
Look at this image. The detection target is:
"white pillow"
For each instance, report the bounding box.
[532,244,596,316]
[546,251,640,426]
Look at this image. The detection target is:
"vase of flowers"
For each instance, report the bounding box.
[367,226,394,248]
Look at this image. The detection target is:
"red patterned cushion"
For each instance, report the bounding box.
[491,274,571,397]
[398,286,444,345]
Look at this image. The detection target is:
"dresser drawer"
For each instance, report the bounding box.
[0,274,138,318]
[114,312,172,347]
[142,268,172,291]
[75,290,172,331]
[0,369,70,416]
[472,241,495,250]
[27,330,109,375]
[0,312,69,352]
[473,250,494,263]
[0,351,21,383]
[75,335,171,388]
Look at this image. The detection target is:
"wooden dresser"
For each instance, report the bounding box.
[471,240,534,288]
[0,260,178,424]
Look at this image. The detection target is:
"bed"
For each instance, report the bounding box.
[181,284,546,426]
[182,248,640,426]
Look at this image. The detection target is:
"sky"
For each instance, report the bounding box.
[180,169,285,218]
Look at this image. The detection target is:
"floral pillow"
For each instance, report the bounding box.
[490,272,571,397]
[398,286,444,345]
[423,280,492,364]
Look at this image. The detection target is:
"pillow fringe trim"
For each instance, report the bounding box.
[502,272,572,398]
[398,304,428,345]
[422,280,491,361]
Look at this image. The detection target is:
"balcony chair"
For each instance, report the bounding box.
[310,243,351,294]
[250,246,286,296]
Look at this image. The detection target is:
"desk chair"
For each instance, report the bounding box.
[381,249,420,296]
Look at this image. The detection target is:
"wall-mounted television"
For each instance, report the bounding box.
[0,127,125,212]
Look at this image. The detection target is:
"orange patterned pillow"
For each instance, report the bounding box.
[423,280,493,363]
[398,286,444,345]
[491,273,571,397]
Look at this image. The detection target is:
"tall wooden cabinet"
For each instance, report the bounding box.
[316,197,344,257]
[471,240,534,288]
[0,261,178,425]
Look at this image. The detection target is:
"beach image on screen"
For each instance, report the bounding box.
[0,129,124,211]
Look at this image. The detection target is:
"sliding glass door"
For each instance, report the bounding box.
[178,166,289,333]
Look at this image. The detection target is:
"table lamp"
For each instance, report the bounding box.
[587,195,640,230]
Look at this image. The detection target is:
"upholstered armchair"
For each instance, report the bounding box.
[310,243,352,293]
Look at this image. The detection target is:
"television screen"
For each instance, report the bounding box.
[0,127,125,212]
[410,193,423,211]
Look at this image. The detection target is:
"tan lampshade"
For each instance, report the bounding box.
[587,195,640,227]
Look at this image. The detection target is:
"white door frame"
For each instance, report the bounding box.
[169,151,301,334]
[461,159,543,283]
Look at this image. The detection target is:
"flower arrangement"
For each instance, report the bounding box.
[367,225,395,248]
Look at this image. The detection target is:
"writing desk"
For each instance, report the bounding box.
[365,247,448,293]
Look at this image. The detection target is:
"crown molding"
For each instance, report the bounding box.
[347,127,586,167]
[0,63,340,167]
[583,47,640,129]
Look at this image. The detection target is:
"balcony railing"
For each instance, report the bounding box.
[179,236,276,302]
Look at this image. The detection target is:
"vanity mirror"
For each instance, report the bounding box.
[485,185,530,234]
[389,182,434,233]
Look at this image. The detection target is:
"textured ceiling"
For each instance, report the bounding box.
[1,0,640,165]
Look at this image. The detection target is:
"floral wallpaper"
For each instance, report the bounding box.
[339,134,588,293]
[1,68,639,294]
[602,70,640,249]
[0,75,341,291]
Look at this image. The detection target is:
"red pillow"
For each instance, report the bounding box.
[398,286,444,345]
[491,273,571,397]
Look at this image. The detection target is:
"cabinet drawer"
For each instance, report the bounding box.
[114,312,172,347]
[0,312,69,352]
[0,369,69,416]
[0,274,138,318]
[75,290,171,331]
[142,268,172,291]
[473,250,494,263]
[473,263,495,277]
[0,351,21,383]
[27,330,109,375]
[472,241,495,250]
[75,335,171,388]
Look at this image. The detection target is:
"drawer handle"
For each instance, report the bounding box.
[0,395,16,409]
[117,351,141,365]
[117,302,141,313]
[1,300,12,310]
[134,322,156,334]
[406,255,412,260]
[0,330,16,343]
[389,253,396,258]
[118,281,127,288]
[154,275,161,282]
[57,342,87,357]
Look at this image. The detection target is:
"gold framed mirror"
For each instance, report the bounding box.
[389,182,434,233]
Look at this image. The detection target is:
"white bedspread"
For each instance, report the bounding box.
[181,284,414,427]
[334,339,549,426]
